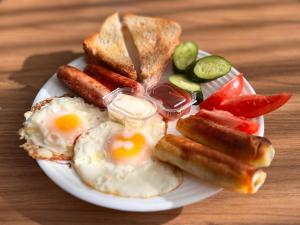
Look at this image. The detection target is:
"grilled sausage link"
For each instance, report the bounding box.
[57,65,110,108]
[154,134,266,194]
[177,115,275,168]
[84,64,144,93]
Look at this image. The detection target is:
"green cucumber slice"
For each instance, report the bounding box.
[173,41,198,72]
[169,74,201,92]
[190,55,232,80]
[186,64,205,83]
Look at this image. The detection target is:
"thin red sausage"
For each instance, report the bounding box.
[84,64,144,93]
[57,65,110,108]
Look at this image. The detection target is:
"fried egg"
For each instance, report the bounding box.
[19,97,107,160]
[73,121,182,198]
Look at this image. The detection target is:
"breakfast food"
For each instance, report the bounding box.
[169,74,201,92]
[154,134,266,194]
[218,92,292,118]
[123,14,182,87]
[83,13,182,87]
[57,65,110,108]
[200,74,244,110]
[73,121,182,197]
[172,41,198,73]
[169,42,233,102]
[186,55,232,82]
[19,97,107,160]
[196,109,259,134]
[199,74,291,116]
[84,64,143,93]
[83,13,137,80]
[177,116,275,167]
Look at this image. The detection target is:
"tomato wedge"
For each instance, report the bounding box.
[219,93,292,118]
[200,74,244,110]
[196,109,259,134]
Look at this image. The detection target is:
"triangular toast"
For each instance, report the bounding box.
[123,14,182,86]
[83,13,137,80]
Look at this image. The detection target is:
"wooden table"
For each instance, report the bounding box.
[0,0,299,224]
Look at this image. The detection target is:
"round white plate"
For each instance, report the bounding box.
[33,50,264,212]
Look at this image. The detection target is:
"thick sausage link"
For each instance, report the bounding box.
[84,64,144,93]
[57,65,110,108]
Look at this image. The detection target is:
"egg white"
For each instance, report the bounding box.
[19,97,107,160]
[73,121,182,198]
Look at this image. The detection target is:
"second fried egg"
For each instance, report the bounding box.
[73,121,182,198]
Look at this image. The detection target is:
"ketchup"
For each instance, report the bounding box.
[148,83,192,121]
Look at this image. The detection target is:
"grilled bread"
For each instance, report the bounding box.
[83,13,137,80]
[123,14,182,87]
[177,116,275,168]
[154,134,266,194]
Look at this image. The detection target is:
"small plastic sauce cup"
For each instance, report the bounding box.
[103,87,158,129]
[146,83,196,121]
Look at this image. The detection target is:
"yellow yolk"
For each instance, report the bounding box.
[109,132,148,164]
[54,113,81,132]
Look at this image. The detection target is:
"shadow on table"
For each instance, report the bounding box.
[0,51,182,225]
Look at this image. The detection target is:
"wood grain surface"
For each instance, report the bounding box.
[0,0,299,224]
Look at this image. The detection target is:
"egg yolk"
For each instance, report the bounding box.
[54,113,81,132]
[108,131,148,165]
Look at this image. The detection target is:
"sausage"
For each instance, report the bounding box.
[57,65,110,108]
[177,115,275,168]
[154,134,266,194]
[84,64,144,93]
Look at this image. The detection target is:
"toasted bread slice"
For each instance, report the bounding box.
[123,14,182,87]
[83,13,137,80]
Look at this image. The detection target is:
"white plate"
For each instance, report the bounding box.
[33,50,264,212]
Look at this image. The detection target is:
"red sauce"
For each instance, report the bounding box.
[148,83,192,121]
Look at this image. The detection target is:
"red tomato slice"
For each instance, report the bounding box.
[196,109,259,134]
[200,74,244,110]
[219,93,292,118]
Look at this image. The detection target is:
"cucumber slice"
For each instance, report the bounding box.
[186,64,205,83]
[190,55,232,80]
[172,61,181,74]
[169,74,201,92]
[173,41,198,72]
